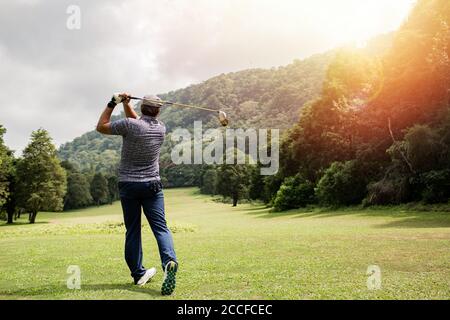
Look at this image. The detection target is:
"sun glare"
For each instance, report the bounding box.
[274,0,416,47]
[318,0,416,46]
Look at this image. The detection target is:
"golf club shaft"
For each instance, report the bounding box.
[129,96,219,113]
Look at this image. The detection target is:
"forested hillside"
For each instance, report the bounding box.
[58,51,334,174]
[59,34,391,176]
[191,0,449,208]
[275,0,450,208]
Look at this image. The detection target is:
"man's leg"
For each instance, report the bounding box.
[119,184,146,283]
[141,189,177,270]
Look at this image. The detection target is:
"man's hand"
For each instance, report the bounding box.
[121,92,139,119]
[97,92,138,135]
[119,93,131,105]
[97,93,128,134]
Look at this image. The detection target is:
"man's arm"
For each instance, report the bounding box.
[96,106,114,135]
[123,100,139,119]
[96,93,136,135]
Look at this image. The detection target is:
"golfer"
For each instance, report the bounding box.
[96,93,178,296]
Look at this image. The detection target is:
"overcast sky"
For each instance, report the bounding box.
[0,0,415,153]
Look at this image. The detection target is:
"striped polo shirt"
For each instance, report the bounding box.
[110,115,165,182]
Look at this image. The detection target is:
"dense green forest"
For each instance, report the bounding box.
[198,0,448,208]
[275,0,450,208]
[0,126,120,223]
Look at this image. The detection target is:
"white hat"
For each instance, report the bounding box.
[142,94,163,108]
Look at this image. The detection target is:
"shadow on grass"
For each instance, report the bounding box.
[0,221,49,227]
[241,205,450,229]
[82,283,161,297]
[236,206,270,214]
[371,218,450,229]
[0,283,161,298]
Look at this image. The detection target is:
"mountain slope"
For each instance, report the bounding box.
[58,34,393,175]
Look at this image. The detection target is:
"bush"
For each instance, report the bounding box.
[273,174,315,211]
[249,166,265,200]
[262,174,284,204]
[200,169,218,195]
[316,161,368,206]
[404,125,441,172]
[421,169,450,204]
[364,178,410,206]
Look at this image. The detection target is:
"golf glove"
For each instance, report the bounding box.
[108,93,125,108]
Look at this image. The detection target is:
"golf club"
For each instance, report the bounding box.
[113,94,229,127]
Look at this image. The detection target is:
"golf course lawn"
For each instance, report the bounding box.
[0,188,449,300]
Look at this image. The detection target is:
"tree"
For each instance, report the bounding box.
[248,165,265,200]
[107,175,119,204]
[261,173,284,205]
[280,50,381,183]
[316,161,368,206]
[61,160,93,210]
[403,125,442,173]
[200,169,218,195]
[0,126,12,206]
[216,162,251,207]
[16,129,67,223]
[5,159,18,224]
[90,173,109,206]
[273,174,316,211]
[421,169,450,203]
[61,161,93,210]
[367,122,450,205]
[64,172,93,210]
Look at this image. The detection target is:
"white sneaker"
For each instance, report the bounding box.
[136,268,157,286]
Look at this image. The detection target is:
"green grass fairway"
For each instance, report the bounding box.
[0,188,449,300]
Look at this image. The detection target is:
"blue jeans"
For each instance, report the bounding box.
[119,181,177,282]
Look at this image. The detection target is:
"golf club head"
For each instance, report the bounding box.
[218,111,229,127]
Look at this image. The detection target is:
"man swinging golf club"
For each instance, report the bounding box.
[96,93,178,295]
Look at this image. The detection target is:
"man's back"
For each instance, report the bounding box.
[111,115,165,182]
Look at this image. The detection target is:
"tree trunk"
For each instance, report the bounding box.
[5,180,16,224]
[6,200,15,224]
[29,211,37,224]
[7,211,14,224]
